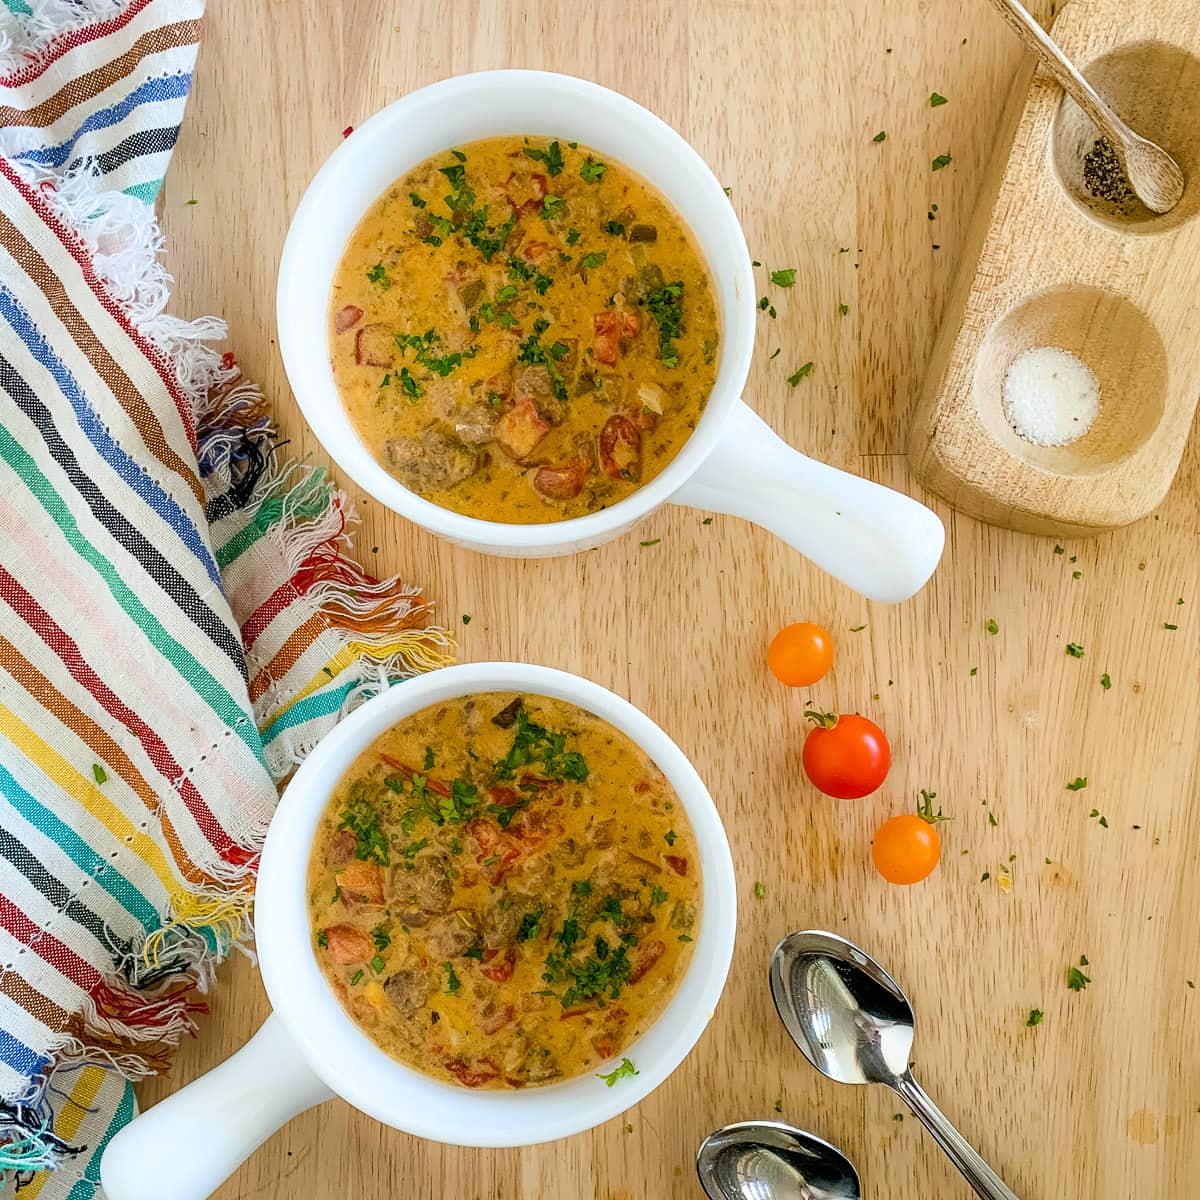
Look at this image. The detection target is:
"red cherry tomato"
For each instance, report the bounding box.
[767,622,834,687]
[872,793,947,884]
[801,711,890,799]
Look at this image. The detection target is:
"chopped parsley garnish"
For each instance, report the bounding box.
[409,192,426,208]
[92,764,107,785]
[640,281,685,368]
[603,220,626,236]
[639,538,661,548]
[839,303,849,316]
[339,785,389,864]
[770,268,796,287]
[753,881,767,899]
[664,829,678,847]
[366,262,390,289]
[349,969,364,986]
[443,962,461,992]
[394,329,478,378]
[1164,622,1178,631]
[542,194,566,219]
[371,954,385,975]
[1100,672,1111,689]
[371,924,391,952]
[932,154,953,171]
[1066,958,1091,991]
[1027,1009,1043,1026]
[988,811,998,827]
[494,709,589,782]
[580,157,607,183]
[787,363,813,386]
[565,227,581,245]
[423,745,436,771]
[649,885,668,907]
[523,140,565,176]
[572,879,592,897]
[597,1057,639,1087]
[985,618,999,635]
[930,92,948,107]
[517,906,545,942]
[579,251,607,270]
[398,367,422,399]
[1065,642,1085,658]
[404,838,429,858]
[1066,777,1087,791]
[872,130,887,143]
[316,930,328,949]
[1089,809,1108,827]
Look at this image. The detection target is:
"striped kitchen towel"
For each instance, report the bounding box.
[0,3,452,1196]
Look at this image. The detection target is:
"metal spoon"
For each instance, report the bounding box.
[988,0,1184,213]
[770,931,1020,1200]
[697,1121,861,1200]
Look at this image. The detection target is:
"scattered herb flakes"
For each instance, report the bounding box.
[366,262,391,289]
[931,154,953,171]
[770,268,797,288]
[722,186,733,198]
[664,829,678,847]
[184,198,198,206]
[838,303,849,316]
[579,157,607,183]
[1189,981,1196,989]
[930,92,948,107]
[849,623,867,632]
[1071,570,1082,579]
[774,1099,783,1114]
[768,347,781,360]
[969,666,978,676]
[892,1113,905,1122]
[753,881,767,900]
[461,614,471,625]
[980,872,991,882]
[1066,958,1091,991]
[985,618,999,635]
[442,962,461,993]
[1065,642,1085,658]
[92,763,107,785]
[787,362,814,386]
[1164,623,1178,631]
[349,969,364,986]
[639,538,661,548]
[597,1056,639,1087]
[1053,545,1066,555]
[702,517,713,525]
[988,811,998,827]
[872,130,888,143]
[1026,1008,1044,1027]
[1178,597,1186,605]
[1066,777,1088,791]
[371,954,386,974]
[1100,672,1111,690]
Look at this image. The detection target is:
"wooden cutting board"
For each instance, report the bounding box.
[140,2,1200,1198]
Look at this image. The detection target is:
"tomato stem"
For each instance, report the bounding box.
[916,788,951,825]
[802,709,839,729]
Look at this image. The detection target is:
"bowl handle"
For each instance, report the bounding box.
[100,1014,332,1200]
[670,400,945,603]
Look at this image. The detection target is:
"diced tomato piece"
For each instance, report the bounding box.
[559,1006,591,1020]
[532,459,589,501]
[591,1034,618,1059]
[335,305,363,332]
[335,860,384,906]
[630,939,666,983]
[598,415,641,480]
[467,818,501,853]
[495,397,551,462]
[487,786,522,808]
[444,1059,499,1088]
[324,924,372,964]
[354,323,394,367]
[593,311,620,366]
[480,947,516,983]
[664,854,688,877]
[621,310,642,339]
[481,844,521,885]
[482,1005,515,1035]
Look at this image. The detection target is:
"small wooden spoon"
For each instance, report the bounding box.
[989,0,1185,214]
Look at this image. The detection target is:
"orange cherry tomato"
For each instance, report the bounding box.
[801,711,890,799]
[767,622,834,687]
[872,792,946,884]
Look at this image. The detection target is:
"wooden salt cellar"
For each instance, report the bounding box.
[909,0,1200,536]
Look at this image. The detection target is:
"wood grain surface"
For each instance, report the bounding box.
[138,2,1200,1197]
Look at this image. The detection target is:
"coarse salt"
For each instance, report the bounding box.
[1002,346,1100,447]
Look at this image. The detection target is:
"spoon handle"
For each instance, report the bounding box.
[986,0,1124,146]
[895,1073,1020,1200]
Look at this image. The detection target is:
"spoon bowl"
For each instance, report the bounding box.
[697,1121,861,1200]
[769,931,1020,1200]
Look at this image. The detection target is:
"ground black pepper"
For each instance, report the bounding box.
[1082,136,1136,211]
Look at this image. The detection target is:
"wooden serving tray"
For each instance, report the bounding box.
[909,0,1200,536]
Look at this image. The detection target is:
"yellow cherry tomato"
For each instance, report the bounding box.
[767,622,834,687]
[872,792,947,885]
